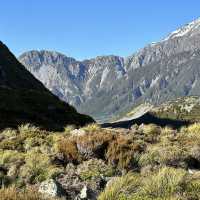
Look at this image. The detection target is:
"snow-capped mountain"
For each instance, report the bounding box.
[19,18,200,122]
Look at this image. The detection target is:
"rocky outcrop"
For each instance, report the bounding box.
[53,162,108,200]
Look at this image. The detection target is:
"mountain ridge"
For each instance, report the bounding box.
[19,17,200,122]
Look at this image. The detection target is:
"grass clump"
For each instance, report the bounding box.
[18,124,39,134]
[56,137,80,164]
[139,167,186,199]
[82,123,101,132]
[0,186,57,200]
[139,143,187,168]
[98,173,141,200]
[99,167,189,200]
[185,123,200,136]
[106,134,144,170]
[77,159,115,180]
[19,150,61,184]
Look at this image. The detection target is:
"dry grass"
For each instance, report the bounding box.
[56,138,80,163]
[0,186,56,200]
[106,134,144,169]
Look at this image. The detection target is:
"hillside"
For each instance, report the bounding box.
[2,122,200,200]
[105,96,200,129]
[19,18,200,122]
[0,41,94,130]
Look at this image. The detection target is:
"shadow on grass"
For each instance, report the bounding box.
[102,112,191,129]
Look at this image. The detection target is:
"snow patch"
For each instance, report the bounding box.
[192,79,197,89]
[100,67,110,87]
[163,18,200,41]
[150,75,160,87]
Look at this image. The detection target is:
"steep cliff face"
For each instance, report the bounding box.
[19,18,200,122]
[0,42,94,130]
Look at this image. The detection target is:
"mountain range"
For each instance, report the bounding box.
[19,18,200,122]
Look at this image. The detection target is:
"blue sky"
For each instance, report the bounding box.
[1,0,200,60]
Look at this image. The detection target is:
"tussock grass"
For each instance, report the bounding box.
[98,173,141,200]
[1,122,200,200]
[0,186,57,200]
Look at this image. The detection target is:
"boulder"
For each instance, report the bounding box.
[39,179,64,197]
[79,185,88,199]
[71,129,86,137]
[7,165,18,179]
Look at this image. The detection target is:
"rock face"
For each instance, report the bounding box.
[19,18,200,122]
[0,41,94,130]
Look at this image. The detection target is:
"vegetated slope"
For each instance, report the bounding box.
[103,96,200,129]
[151,96,200,122]
[0,41,94,130]
[2,122,200,199]
[19,18,200,122]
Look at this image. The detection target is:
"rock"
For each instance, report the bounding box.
[56,167,106,200]
[39,179,63,197]
[56,173,84,199]
[7,165,18,178]
[79,185,88,199]
[71,129,86,137]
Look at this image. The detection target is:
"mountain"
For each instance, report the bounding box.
[0,41,94,130]
[19,18,200,122]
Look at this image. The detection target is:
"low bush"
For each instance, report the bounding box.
[56,138,80,164]
[106,134,144,169]
[139,143,187,168]
[77,159,115,180]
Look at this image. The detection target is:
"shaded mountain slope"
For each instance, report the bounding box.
[0,42,94,130]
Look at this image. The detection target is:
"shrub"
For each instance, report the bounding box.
[77,159,115,180]
[0,150,25,167]
[56,138,80,163]
[19,150,56,184]
[141,124,161,143]
[63,125,75,136]
[139,167,186,199]
[82,123,101,132]
[139,143,187,168]
[99,167,188,200]
[186,123,200,136]
[1,128,18,138]
[0,136,25,151]
[76,130,114,159]
[18,124,39,134]
[106,134,144,169]
[185,178,200,199]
